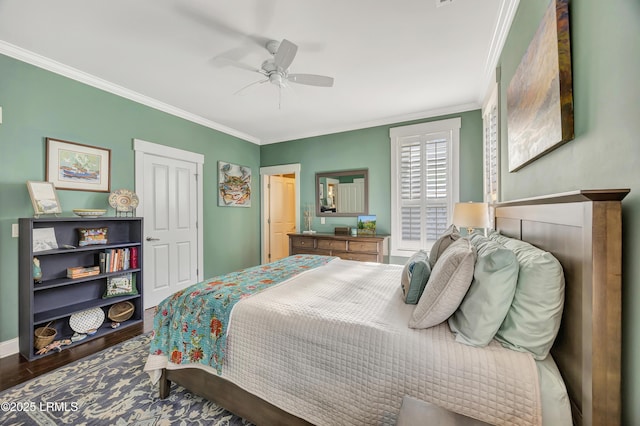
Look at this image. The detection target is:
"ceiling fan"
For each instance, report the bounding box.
[229,39,334,101]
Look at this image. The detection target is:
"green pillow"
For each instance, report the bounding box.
[448,233,519,347]
[489,232,564,360]
[401,250,431,304]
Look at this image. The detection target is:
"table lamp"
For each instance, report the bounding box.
[453,202,489,235]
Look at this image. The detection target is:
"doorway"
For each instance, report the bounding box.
[134,139,204,308]
[260,164,301,264]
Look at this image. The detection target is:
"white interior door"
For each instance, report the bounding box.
[142,154,198,307]
[269,175,296,262]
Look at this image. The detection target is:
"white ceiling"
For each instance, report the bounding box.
[0,0,517,144]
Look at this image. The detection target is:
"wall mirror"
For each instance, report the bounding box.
[316,169,369,217]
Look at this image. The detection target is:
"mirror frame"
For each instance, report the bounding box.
[315,169,369,217]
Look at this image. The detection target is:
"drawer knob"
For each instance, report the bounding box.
[301,241,305,245]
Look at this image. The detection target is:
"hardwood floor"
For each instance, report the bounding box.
[0,307,155,393]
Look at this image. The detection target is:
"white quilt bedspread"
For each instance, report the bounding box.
[222,258,542,425]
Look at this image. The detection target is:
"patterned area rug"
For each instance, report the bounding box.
[0,334,252,425]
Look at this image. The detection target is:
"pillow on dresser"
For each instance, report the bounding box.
[448,233,519,347]
[489,232,565,360]
[409,238,476,329]
[400,250,431,304]
[428,224,460,268]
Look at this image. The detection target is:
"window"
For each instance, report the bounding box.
[483,85,499,203]
[390,118,460,257]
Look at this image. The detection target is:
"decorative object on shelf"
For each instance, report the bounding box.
[27,181,62,218]
[302,203,316,234]
[104,273,137,298]
[69,307,105,334]
[506,0,573,171]
[35,338,72,355]
[77,227,108,246]
[357,215,377,235]
[32,257,43,283]
[71,332,87,342]
[453,202,490,235]
[46,137,111,192]
[218,161,251,207]
[351,227,358,237]
[67,265,100,279]
[32,227,59,252]
[108,301,135,323]
[72,208,107,218]
[33,321,56,350]
[109,188,139,216]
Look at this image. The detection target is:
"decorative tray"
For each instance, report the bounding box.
[108,189,139,212]
[69,307,105,333]
[72,209,107,218]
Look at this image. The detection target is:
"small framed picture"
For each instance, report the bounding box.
[27,181,62,217]
[46,138,111,192]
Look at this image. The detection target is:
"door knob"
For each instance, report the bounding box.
[146,237,160,241]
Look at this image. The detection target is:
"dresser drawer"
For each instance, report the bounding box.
[334,251,379,263]
[291,236,315,249]
[348,241,379,253]
[317,239,347,251]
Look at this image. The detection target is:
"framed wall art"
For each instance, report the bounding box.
[506,0,574,172]
[218,161,251,207]
[46,138,111,192]
[27,180,62,217]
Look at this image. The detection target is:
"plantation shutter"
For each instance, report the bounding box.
[484,102,499,202]
[391,117,459,257]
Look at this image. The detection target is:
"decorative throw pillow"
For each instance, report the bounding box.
[78,227,108,246]
[103,273,138,298]
[400,250,431,304]
[409,238,476,329]
[489,232,565,360]
[448,233,519,347]
[428,224,460,268]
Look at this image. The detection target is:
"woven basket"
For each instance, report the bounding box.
[108,301,134,322]
[34,322,57,350]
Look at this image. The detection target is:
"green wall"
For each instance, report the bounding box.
[0,53,261,343]
[260,110,484,264]
[498,0,640,423]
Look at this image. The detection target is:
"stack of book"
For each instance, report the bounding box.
[67,265,101,279]
[98,247,139,273]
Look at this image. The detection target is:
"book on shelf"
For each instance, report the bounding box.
[67,265,100,279]
[98,247,137,273]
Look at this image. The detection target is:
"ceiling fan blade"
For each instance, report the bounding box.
[287,74,334,87]
[234,78,269,96]
[274,39,298,70]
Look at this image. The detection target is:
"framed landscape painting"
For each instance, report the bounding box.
[46,138,111,192]
[506,0,574,172]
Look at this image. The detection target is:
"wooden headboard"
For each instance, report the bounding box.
[494,189,629,426]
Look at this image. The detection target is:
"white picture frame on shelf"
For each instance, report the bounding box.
[32,227,59,252]
[27,181,62,217]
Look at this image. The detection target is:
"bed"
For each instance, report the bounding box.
[144,189,628,426]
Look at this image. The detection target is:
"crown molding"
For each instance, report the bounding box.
[260,102,480,145]
[0,41,261,144]
[478,0,519,104]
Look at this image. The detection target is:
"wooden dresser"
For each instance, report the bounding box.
[288,233,389,263]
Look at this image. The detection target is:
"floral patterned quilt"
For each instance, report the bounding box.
[148,254,336,374]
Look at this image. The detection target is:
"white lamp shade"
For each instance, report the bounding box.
[453,202,489,229]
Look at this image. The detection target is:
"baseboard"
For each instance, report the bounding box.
[0,337,19,358]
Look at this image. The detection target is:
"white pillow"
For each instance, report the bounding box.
[409,238,476,329]
[428,224,460,268]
